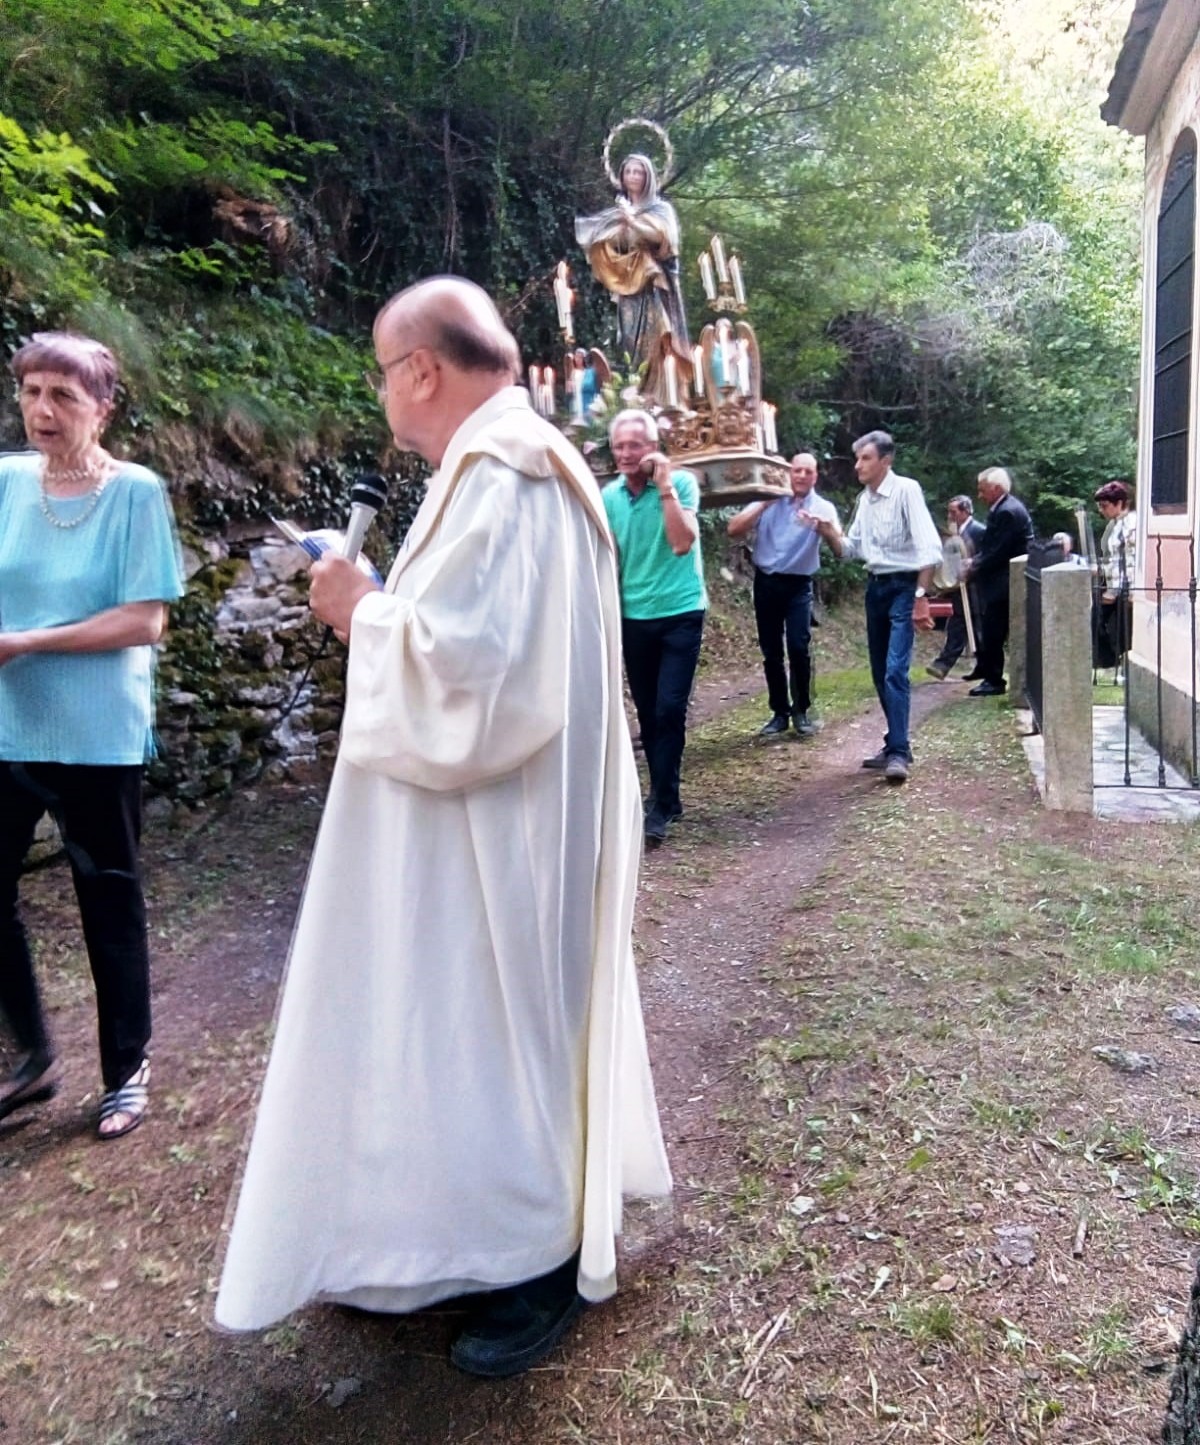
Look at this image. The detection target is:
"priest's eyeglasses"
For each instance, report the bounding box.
[364,349,417,400]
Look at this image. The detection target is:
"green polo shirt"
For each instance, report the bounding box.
[602,469,708,621]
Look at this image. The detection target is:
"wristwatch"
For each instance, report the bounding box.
[915,587,926,598]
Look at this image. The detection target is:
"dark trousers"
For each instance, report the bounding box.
[934,585,980,669]
[622,610,704,821]
[1097,595,1132,670]
[864,573,917,761]
[0,763,150,1091]
[976,583,1010,686]
[753,569,814,716]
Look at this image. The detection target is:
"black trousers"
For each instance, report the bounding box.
[753,569,814,716]
[975,583,1010,687]
[621,610,704,822]
[0,763,150,1091]
[933,585,980,670]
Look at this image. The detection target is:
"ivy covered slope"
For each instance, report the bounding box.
[1,0,1138,538]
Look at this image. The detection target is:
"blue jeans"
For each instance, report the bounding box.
[864,573,917,761]
[753,570,813,716]
[621,610,705,821]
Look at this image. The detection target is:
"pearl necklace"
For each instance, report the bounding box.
[39,457,113,530]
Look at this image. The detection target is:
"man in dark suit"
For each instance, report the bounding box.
[965,467,1034,696]
[926,495,985,680]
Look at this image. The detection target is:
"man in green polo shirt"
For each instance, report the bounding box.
[602,409,707,849]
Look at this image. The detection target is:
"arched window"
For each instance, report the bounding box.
[1151,130,1196,511]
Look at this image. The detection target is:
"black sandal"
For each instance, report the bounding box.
[0,1052,59,1122]
[98,1058,150,1140]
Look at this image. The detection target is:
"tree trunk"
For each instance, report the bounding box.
[1164,1259,1200,1443]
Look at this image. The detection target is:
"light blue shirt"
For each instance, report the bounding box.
[751,491,840,575]
[0,453,184,764]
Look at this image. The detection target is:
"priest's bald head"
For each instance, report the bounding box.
[373,277,522,466]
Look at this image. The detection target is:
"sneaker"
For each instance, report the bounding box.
[758,714,789,737]
[861,749,889,770]
[925,661,949,680]
[792,711,820,737]
[884,755,910,784]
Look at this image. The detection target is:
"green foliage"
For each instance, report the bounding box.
[0,0,1141,538]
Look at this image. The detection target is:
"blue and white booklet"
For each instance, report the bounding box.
[271,518,382,584]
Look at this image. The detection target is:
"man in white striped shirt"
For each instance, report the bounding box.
[807,431,942,783]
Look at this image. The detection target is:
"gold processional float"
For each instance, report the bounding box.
[529,119,789,508]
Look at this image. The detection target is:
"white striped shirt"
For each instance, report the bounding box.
[841,471,944,574]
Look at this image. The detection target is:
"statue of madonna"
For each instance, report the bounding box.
[575,152,691,404]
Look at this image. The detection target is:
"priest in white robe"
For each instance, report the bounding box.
[215,277,671,1378]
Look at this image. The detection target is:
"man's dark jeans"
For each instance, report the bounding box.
[753,569,813,716]
[864,572,917,761]
[621,610,704,822]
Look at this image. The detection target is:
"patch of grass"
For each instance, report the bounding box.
[889,1296,958,1345]
[970,1096,1041,1135]
[1093,939,1163,974]
[1079,1305,1136,1372]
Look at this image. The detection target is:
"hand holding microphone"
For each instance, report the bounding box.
[310,473,389,640]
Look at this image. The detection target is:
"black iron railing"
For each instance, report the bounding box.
[1023,538,1066,735]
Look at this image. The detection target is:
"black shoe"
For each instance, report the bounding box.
[0,1050,59,1122]
[925,661,950,680]
[451,1256,586,1379]
[961,669,983,682]
[968,681,1006,696]
[758,714,789,737]
[862,748,912,770]
[644,808,668,849]
[792,711,820,737]
[884,755,910,784]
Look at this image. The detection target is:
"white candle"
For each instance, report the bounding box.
[699,253,716,301]
[664,354,679,408]
[711,235,729,284]
[729,255,746,305]
[692,345,705,394]
[717,321,734,388]
[528,364,539,398]
[544,367,555,416]
[571,364,584,421]
[554,262,570,331]
[736,340,750,394]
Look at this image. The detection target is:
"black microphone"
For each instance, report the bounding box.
[342,473,389,562]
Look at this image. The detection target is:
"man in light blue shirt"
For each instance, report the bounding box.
[810,431,942,783]
[728,452,839,737]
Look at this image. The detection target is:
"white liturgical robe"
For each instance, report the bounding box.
[215,387,671,1330]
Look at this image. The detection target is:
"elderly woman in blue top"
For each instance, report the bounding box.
[0,333,183,1139]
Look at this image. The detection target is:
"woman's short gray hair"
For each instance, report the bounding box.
[609,408,659,445]
[11,332,120,404]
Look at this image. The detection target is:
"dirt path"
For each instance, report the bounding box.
[0,680,1011,1445]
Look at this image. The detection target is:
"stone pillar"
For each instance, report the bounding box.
[1041,562,1093,813]
[1008,555,1028,701]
